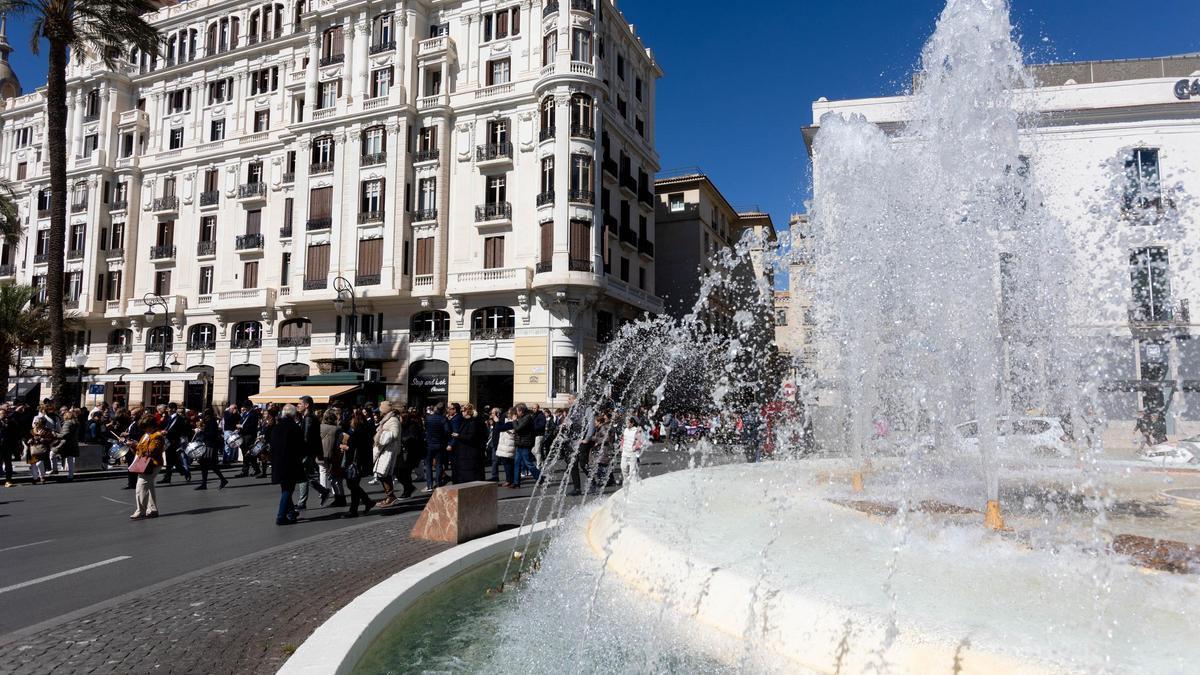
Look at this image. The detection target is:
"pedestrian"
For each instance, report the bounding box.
[221,403,240,465]
[531,403,547,466]
[22,418,54,485]
[294,395,331,510]
[495,408,517,487]
[270,404,305,525]
[54,409,81,481]
[340,409,375,517]
[452,404,488,483]
[159,403,192,484]
[511,403,541,488]
[237,403,261,477]
[195,408,228,490]
[486,407,503,482]
[0,407,16,487]
[424,402,450,491]
[372,401,402,507]
[129,413,165,519]
[619,415,645,484]
[319,409,346,507]
[397,407,421,498]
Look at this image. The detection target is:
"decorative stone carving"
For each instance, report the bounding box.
[517,293,531,325]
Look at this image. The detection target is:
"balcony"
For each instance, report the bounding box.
[118,109,148,127]
[537,191,555,207]
[417,94,449,110]
[413,274,434,289]
[619,172,638,196]
[619,225,638,249]
[105,247,125,260]
[410,330,449,343]
[539,126,556,142]
[279,335,312,348]
[536,261,553,274]
[282,172,295,184]
[570,124,595,140]
[475,202,512,223]
[639,186,655,207]
[152,196,178,213]
[303,278,328,290]
[476,142,513,164]
[150,244,177,261]
[197,240,216,257]
[1128,300,1190,337]
[70,200,88,213]
[543,0,559,16]
[414,149,439,163]
[33,253,48,264]
[307,217,332,231]
[570,0,593,13]
[37,208,50,220]
[106,342,133,354]
[109,199,129,212]
[474,83,514,99]
[604,212,618,234]
[450,266,532,295]
[237,182,266,200]
[216,288,276,310]
[63,298,79,310]
[310,161,334,175]
[279,225,293,239]
[319,53,344,67]
[129,294,186,315]
[187,340,216,351]
[412,208,438,222]
[231,337,263,349]
[358,211,383,224]
[639,238,654,259]
[471,326,515,341]
[235,233,265,251]
[417,36,455,58]
[66,249,84,261]
[602,156,619,179]
[0,264,13,277]
[361,152,386,167]
[199,191,219,207]
[355,273,381,286]
[369,40,395,55]
[569,189,595,205]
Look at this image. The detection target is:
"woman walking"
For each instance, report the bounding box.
[619,415,645,484]
[495,409,517,487]
[130,414,166,520]
[196,409,228,490]
[54,409,81,481]
[340,410,375,517]
[451,404,489,483]
[319,410,345,506]
[22,419,54,485]
[372,402,402,508]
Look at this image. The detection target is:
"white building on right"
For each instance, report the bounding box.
[803,53,1200,440]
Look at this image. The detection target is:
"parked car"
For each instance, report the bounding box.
[1140,438,1200,465]
[954,416,1073,459]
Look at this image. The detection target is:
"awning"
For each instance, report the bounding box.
[93,372,201,383]
[249,384,361,405]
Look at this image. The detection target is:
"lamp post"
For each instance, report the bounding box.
[142,293,170,369]
[72,351,87,408]
[332,276,357,374]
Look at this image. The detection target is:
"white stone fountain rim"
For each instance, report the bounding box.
[278,521,555,675]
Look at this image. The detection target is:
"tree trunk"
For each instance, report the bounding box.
[46,40,69,407]
[0,345,10,403]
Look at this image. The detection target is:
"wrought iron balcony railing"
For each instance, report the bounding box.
[476,142,513,162]
[150,244,176,260]
[200,190,220,206]
[306,217,332,231]
[537,191,555,206]
[236,233,265,250]
[475,202,512,222]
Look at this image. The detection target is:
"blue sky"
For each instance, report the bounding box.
[2,0,1198,237]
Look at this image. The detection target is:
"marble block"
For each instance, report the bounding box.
[411,481,498,544]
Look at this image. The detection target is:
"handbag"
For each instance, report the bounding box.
[128,455,151,474]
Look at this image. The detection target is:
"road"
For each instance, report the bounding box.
[0,444,726,639]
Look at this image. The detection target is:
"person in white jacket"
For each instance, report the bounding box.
[619,416,645,484]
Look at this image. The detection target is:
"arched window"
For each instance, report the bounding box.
[471,307,515,340]
[293,0,305,30]
[71,180,88,209]
[371,13,394,50]
[187,323,217,350]
[147,326,172,352]
[276,362,309,384]
[570,93,593,136]
[321,25,344,62]
[231,321,262,348]
[107,329,133,354]
[540,96,555,139]
[279,318,312,347]
[361,125,386,159]
[410,311,450,342]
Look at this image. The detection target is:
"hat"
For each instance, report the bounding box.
[378,401,394,414]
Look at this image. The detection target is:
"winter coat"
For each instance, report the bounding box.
[270,416,306,485]
[425,413,450,450]
[56,419,81,458]
[373,412,403,476]
[342,426,374,477]
[453,416,488,483]
[320,423,339,463]
[496,426,516,458]
[512,412,536,449]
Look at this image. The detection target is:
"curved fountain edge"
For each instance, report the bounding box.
[278,521,555,675]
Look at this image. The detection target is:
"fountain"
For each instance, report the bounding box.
[305,1,1200,672]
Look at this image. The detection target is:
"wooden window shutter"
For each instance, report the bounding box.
[305,243,330,281]
[358,238,383,277]
[484,236,504,269]
[540,222,553,263]
[570,220,590,262]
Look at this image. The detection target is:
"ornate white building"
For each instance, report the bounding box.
[1,0,662,410]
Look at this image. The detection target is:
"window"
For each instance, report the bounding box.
[16,162,26,180]
[308,186,333,226]
[1130,247,1171,322]
[1125,147,1161,212]
[415,237,434,275]
[35,230,49,256]
[570,154,593,193]
[162,177,177,198]
[280,251,291,285]
[669,193,685,212]
[169,127,184,149]
[482,6,520,42]
[105,271,122,301]
[253,109,270,132]
[188,323,217,349]
[198,266,214,295]
[617,52,626,79]
[243,261,259,289]
[620,256,629,282]
[154,270,172,296]
[486,175,507,205]
[372,13,394,48]
[570,94,593,132]
[360,179,384,215]
[65,271,82,301]
[249,67,278,95]
[207,77,233,104]
[246,209,262,235]
[362,126,386,158]
[14,127,30,147]
[410,311,449,341]
[417,177,437,212]
[232,321,262,348]
[553,356,578,396]
[635,117,644,137]
[311,135,335,164]
[37,189,51,212]
[247,161,264,184]
[370,67,392,98]
[424,68,442,96]
[483,236,505,269]
[617,97,627,118]
[543,31,557,66]
[318,80,340,109]
[321,26,345,61]
[156,220,175,247]
[166,88,191,113]
[540,156,555,194]
[147,326,173,352]
[305,243,331,286]
[357,237,383,281]
[471,307,515,339]
[635,76,643,101]
[69,223,85,252]
[540,222,553,265]
[571,29,592,62]
[109,222,124,249]
[417,126,438,153]
[82,134,98,157]
[121,133,134,157]
[487,119,509,146]
[487,58,511,86]
[210,119,225,141]
[570,219,590,265]
[539,97,555,137]
[638,266,645,290]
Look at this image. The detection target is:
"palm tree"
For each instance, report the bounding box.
[0,0,158,406]
[0,284,50,399]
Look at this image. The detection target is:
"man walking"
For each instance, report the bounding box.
[237,404,261,477]
[159,403,192,484]
[271,404,305,525]
[511,403,541,488]
[424,402,450,491]
[294,395,332,509]
[531,403,547,466]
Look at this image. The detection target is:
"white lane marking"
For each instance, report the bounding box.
[0,539,54,553]
[102,496,131,505]
[0,556,132,595]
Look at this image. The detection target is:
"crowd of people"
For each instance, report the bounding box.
[0,395,668,525]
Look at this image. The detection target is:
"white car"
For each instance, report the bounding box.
[1140,439,1200,466]
[954,416,1073,459]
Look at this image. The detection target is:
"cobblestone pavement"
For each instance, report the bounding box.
[0,500,537,675]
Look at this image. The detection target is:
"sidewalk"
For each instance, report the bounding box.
[0,501,535,675]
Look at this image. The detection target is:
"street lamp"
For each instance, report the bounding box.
[142,292,170,369]
[332,276,357,374]
[72,351,87,407]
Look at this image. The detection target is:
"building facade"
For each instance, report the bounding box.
[0,0,662,410]
[803,53,1200,437]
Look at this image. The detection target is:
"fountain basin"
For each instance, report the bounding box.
[584,463,1200,673]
